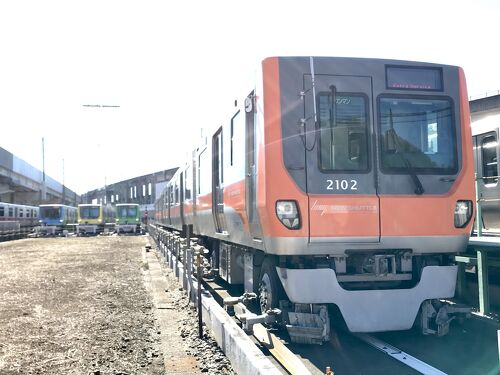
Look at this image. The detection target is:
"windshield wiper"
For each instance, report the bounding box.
[388,110,424,195]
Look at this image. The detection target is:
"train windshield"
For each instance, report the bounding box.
[118,207,137,218]
[379,97,457,174]
[80,207,100,219]
[318,93,369,171]
[40,207,61,219]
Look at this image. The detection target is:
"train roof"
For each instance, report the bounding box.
[471,113,500,136]
[39,204,76,208]
[264,55,460,69]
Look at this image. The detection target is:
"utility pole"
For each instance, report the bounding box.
[41,137,47,202]
[62,158,65,205]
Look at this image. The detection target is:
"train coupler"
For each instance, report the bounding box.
[223,292,257,308]
[280,302,330,345]
[419,300,471,336]
[237,308,282,334]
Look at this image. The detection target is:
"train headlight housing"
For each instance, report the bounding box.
[276,200,300,230]
[454,200,473,228]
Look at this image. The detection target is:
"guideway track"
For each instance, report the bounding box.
[149,224,458,375]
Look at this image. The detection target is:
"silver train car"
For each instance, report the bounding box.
[472,114,500,230]
[0,202,39,240]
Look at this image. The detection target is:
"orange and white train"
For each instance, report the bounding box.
[155,56,475,341]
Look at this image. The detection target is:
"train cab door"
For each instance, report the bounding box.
[212,127,227,233]
[303,73,380,243]
[475,130,500,229]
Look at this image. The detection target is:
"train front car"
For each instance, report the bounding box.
[77,204,114,235]
[115,203,141,234]
[38,204,77,235]
[255,57,475,342]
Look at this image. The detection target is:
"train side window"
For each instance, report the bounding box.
[482,135,498,184]
[185,165,192,200]
[230,110,241,166]
[0,207,4,217]
[198,148,210,195]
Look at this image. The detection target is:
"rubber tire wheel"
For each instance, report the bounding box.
[258,257,284,314]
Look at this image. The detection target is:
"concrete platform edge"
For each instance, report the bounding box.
[159,246,281,375]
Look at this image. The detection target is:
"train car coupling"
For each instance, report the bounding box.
[419,300,471,336]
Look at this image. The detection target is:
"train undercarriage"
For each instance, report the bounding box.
[195,236,471,344]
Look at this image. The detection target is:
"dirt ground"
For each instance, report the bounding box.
[0,235,164,375]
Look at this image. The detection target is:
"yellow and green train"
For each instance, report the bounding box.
[77,204,115,235]
[115,203,141,234]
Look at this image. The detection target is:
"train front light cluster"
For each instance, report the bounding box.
[276,200,300,230]
[454,200,473,228]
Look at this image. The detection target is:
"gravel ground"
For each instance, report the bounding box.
[0,235,235,375]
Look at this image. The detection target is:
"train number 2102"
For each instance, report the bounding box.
[326,179,358,191]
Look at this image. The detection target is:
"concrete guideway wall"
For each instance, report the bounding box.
[151,228,282,375]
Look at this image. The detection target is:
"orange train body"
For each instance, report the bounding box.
[154,56,475,336]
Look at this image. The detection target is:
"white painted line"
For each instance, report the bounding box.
[355,333,447,375]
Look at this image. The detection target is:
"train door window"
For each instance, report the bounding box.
[0,207,4,217]
[130,187,133,199]
[143,184,146,197]
[148,183,152,196]
[482,134,498,184]
[9,208,13,217]
[134,186,137,199]
[27,210,31,218]
[19,209,23,218]
[318,92,369,171]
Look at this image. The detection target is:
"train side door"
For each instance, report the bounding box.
[245,91,263,238]
[476,130,500,228]
[212,127,227,233]
[303,74,380,242]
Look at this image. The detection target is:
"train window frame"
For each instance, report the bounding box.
[0,206,4,217]
[377,94,458,175]
[316,91,371,173]
[481,133,498,185]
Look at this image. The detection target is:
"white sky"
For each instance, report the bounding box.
[1,0,499,194]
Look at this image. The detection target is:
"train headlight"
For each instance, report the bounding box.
[59,219,64,223]
[454,200,473,228]
[276,200,300,230]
